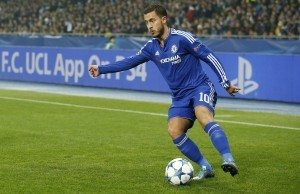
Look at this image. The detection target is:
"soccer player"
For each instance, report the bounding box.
[89,4,240,180]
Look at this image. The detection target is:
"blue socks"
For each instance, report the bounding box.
[173,134,212,170]
[172,122,234,169]
[204,122,234,162]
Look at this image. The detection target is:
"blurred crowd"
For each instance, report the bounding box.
[0,0,298,37]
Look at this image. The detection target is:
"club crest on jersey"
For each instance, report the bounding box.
[171,45,178,53]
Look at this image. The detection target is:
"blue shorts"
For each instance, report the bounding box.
[168,81,217,122]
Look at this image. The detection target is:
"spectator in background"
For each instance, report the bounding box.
[105,34,116,49]
[0,0,298,38]
[64,15,73,33]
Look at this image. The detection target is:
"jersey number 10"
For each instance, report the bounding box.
[199,92,210,103]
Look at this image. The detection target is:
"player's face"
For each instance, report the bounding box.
[144,11,167,38]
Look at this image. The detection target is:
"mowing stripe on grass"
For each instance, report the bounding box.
[1,96,299,131]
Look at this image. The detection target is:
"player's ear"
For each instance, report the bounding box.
[161,16,167,24]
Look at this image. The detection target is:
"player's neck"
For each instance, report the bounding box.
[158,26,170,47]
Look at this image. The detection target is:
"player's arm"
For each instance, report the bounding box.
[183,37,240,96]
[89,52,149,78]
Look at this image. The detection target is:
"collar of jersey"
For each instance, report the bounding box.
[154,27,172,48]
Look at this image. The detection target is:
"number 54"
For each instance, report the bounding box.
[126,63,147,82]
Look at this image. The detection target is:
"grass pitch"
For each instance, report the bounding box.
[0,89,299,193]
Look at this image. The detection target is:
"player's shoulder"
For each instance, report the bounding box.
[170,28,197,44]
[141,38,155,50]
[137,38,155,56]
[146,38,155,45]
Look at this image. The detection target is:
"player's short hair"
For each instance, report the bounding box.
[143,3,168,18]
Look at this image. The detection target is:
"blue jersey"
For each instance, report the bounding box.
[99,28,230,98]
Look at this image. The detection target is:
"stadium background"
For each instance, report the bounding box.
[0,0,299,193]
[0,0,299,103]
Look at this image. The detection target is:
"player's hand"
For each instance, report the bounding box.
[226,85,240,96]
[88,64,100,78]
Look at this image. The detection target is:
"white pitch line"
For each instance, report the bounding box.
[215,119,300,131]
[1,96,299,131]
[0,96,167,117]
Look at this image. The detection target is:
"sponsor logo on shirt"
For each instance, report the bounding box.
[160,55,181,65]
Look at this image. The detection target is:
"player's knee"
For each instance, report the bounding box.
[167,125,184,140]
[168,117,192,139]
[167,126,178,139]
[195,106,214,129]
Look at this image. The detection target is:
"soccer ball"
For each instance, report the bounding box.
[165,158,194,185]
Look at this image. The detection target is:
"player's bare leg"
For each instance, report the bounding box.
[167,117,192,139]
[195,106,238,177]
